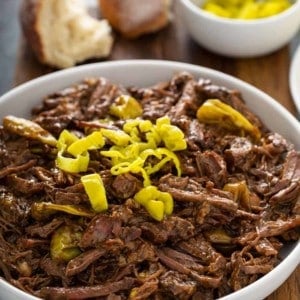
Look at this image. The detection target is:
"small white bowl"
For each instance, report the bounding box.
[289,43,300,115]
[0,60,299,300]
[179,0,300,57]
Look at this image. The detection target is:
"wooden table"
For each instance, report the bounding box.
[13,1,299,299]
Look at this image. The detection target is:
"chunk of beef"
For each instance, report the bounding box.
[196,151,228,188]
[40,258,69,283]
[185,120,215,151]
[80,215,122,248]
[39,277,136,299]
[7,174,45,195]
[0,187,31,225]
[157,249,221,288]
[268,150,300,204]
[111,173,142,199]
[159,247,205,273]
[129,280,159,300]
[168,77,200,120]
[224,137,254,172]
[126,240,157,265]
[66,249,106,277]
[140,216,195,244]
[177,235,226,275]
[159,184,238,213]
[84,77,128,120]
[26,218,64,238]
[160,271,197,300]
[0,159,37,179]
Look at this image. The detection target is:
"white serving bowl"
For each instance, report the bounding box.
[179,0,300,57]
[0,60,299,300]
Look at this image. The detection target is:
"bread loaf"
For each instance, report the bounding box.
[99,0,172,39]
[20,0,113,69]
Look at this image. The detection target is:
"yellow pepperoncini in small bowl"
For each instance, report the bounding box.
[202,0,292,19]
[179,0,300,57]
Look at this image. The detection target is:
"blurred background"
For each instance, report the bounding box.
[0,0,20,95]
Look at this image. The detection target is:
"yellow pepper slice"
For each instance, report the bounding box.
[3,115,57,146]
[237,2,260,19]
[101,117,184,187]
[223,180,251,210]
[56,130,104,173]
[111,157,143,174]
[31,202,95,220]
[197,99,261,139]
[138,120,153,132]
[56,130,88,173]
[109,95,143,119]
[110,157,151,186]
[50,225,82,262]
[100,128,131,146]
[205,228,232,244]
[123,119,142,143]
[203,2,232,18]
[134,185,174,221]
[145,200,165,221]
[158,190,174,215]
[145,156,171,175]
[57,129,78,150]
[202,0,292,19]
[56,150,89,173]
[100,149,126,161]
[81,173,108,213]
[259,1,291,18]
[67,131,104,156]
[155,148,182,176]
[156,116,187,151]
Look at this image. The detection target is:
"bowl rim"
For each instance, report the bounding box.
[180,0,300,25]
[0,59,299,300]
[289,43,300,116]
[1,59,299,130]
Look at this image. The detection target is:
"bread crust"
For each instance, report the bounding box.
[99,0,170,39]
[19,0,46,64]
[20,0,113,69]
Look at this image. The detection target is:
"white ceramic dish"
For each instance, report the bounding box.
[179,0,300,57]
[0,60,299,300]
[290,43,300,116]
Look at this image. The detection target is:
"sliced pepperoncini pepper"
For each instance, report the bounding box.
[56,150,89,173]
[156,116,187,151]
[109,95,143,119]
[56,130,106,173]
[205,228,232,244]
[110,157,151,186]
[223,180,251,211]
[100,128,131,146]
[31,202,95,220]
[81,173,108,213]
[50,225,82,262]
[67,131,104,156]
[202,0,291,19]
[3,115,57,146]
[100,117,185,187]
[57,130,79,150]
[134,186,173,221]
[197,99,261,139]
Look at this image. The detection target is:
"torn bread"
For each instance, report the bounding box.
[99,0,172,39]
[20,0,113,69]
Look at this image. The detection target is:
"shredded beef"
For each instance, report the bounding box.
[0,72,299,299]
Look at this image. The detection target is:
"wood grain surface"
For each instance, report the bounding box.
[13,1,299,299]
